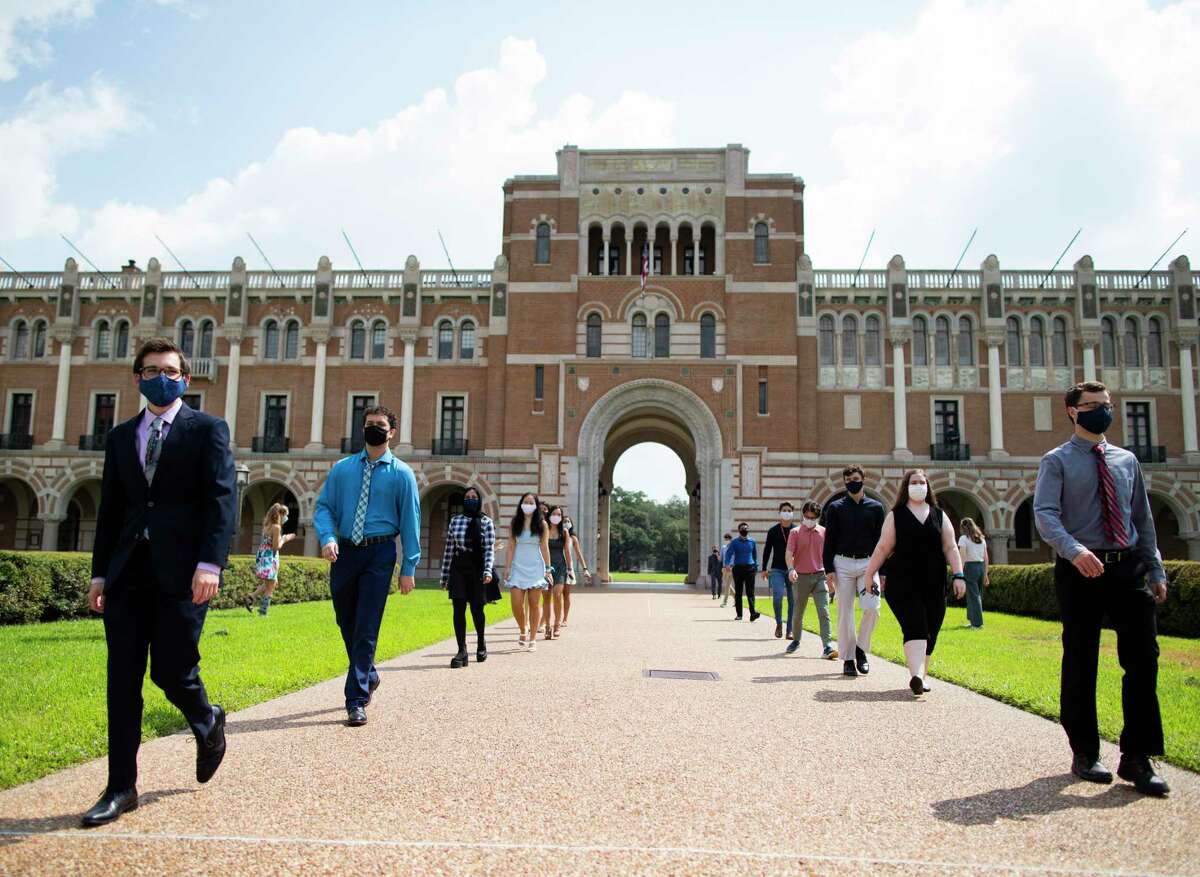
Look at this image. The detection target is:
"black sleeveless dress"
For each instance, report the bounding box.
[884,503,949,653]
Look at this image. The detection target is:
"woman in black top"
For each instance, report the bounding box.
[864,470,966,696]
[707,545,722,598]
[440,487,496,668]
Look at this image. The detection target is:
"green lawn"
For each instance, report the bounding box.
[809,601,1200,772]
[0,583,511,790]
[608,572,689,583]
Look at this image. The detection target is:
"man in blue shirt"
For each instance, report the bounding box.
[722,522,760,622]
[1034,381,1169,796]
[315,405,421,727]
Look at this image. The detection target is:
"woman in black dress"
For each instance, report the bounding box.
[440,487,496,668]
[864,470,966,696]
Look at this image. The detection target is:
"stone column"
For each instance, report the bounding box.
[48,335,73,448]
[40,515,64,551]
[399,331,417,450]
[986,337,1007,459]
[306,333,329,451]
[692,236,700,275]
[597,488,611,583]
[1082,345,1097,381]
[670,236,678,275]
[987,531,1011,565]
[602,238,610,276]
[1179,342,1199,458]
[625,237,632,275]
[891,338,911,459]
[303,520,319,556]
[1186,536,1200,561]
[223,333,242,444]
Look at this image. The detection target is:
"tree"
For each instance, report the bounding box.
[608,487,689,572]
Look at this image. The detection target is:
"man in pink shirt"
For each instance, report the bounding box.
[784,501,838,659]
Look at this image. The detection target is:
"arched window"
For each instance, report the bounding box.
[631,313,649,358]
[284,320,299,360]
[350,320,366,360]
[12,321,28,359]
[437,320,453,360]
[1101,317,1117,367]
[654,313,670,358]
[754,222,769,264]
[1052,316,1069,367]
[1123,317,1141,367]
[818,315,835,365]
[935,316,950,365]
[372,320,387,360]
[700,312,716,358]
[32,320,47,359]
[179,319,195,357]
[263,319,279,360]
[459,320,475,360]
[864,315,881,366]
[535,222,551,264]
[1029,316,1046,367]
[957,316,974,365]
[1006,317,1023,366]
[841,315,858,365]
[1148,317,1164,368]
[95,320,111,359]
[198,320,214,358]
[912,316,928,366]
[586,313,602,358]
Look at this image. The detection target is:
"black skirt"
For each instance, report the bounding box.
[447,551,486,603]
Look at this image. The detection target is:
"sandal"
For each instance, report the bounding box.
[516,632,527,649]
[552,625,561,638]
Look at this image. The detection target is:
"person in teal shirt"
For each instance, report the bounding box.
[314,405,421,727]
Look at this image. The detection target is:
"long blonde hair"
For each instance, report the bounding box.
[960,516,984,544]
[263,502,289,531]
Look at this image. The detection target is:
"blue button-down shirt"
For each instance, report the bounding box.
[1033,434,1164,582]
[723,535,757,567]
[314,449,422,577]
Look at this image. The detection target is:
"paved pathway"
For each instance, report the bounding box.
[0,589,1197,875]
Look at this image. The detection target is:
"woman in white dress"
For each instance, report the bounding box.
[507,492,552,651]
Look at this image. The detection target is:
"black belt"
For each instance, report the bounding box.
[338,533,397,549]
[838,553,870,560]
[1097,549,1133,564]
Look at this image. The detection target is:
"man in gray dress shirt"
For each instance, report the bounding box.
[1034,380,1169,796]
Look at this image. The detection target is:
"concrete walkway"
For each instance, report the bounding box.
[0,589,1197,876]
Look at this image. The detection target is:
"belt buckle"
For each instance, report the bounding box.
[1101,550,1124,564]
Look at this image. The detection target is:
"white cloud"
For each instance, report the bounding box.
[0,0,95,82]
[0,76,144,241]
[75,37,677,268]
[806,0,1200,268]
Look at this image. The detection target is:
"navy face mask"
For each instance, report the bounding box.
[846,480,864,495]
[1074,406,1113,435]
[462,497,481,516]
[139,374,187,407]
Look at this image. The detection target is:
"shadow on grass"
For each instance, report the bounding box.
[932,773,1139,825]
[0,788,194,844]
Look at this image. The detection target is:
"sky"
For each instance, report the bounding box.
[0,0,1196,499]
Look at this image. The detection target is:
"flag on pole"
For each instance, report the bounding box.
[640,242,649,290]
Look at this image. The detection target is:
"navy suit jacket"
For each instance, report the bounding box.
[91,403,237,594]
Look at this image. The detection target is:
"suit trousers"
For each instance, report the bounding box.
[732,564,757,617]
[833,555,880,657]
[103,542,215,791]
[330,540,397,709]
[1054,555,1163,758]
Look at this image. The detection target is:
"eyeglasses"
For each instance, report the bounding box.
[137,366,183,380]
[1075,402,1114,412]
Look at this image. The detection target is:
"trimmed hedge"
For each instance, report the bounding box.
[954,561,1200,637]
[0,552,396,625]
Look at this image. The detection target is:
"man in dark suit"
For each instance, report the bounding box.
[83,337,237,826]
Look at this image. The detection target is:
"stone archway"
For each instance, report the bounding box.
[238,480,303,555]
[570,379,727,585]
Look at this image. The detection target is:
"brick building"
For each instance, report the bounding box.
[1,144,1198,580]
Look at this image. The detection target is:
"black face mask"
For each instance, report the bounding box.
[363,424,390,447]
[1074,406,1113,435]
[462,497,481,516]
[846,481,864,495]
[738,528,749,537]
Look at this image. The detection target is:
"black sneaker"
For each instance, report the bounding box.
[843,660,858,677]
[785,639,800,655]
[855,646,870,675]
[749,611,761,622]
[1071,753,1113,784]
[1117,755,1169,796]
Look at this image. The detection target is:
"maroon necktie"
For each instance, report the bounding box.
[1092,443,1129,548]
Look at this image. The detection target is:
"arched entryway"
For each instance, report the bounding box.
[1150,493,1187,560]
[936,488,987,541]
[572,379,727,585]
[418,479,502,580]
[0,477,39,550]
[58,480,101,552]
[607,441,693,577]
[237,481,302,555]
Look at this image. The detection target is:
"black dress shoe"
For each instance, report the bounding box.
[450,651,468,669]
[346,706,368,727]
[734,614,743,621]
[909,676,925,696]
[81,788,138,827]
[1117,755,1170,796]
[785,639,800,655]
[196,705,226,784]
[855,647,870,675]
[774,623,783,638]
[476,646,488,663]
[750,611,761,622]
[1071,753,1113,784]
[843,660,858,677]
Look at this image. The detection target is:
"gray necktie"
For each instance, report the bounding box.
[145,417,164,484]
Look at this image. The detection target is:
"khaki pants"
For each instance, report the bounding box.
[790,572,834,649]
[833,555,880,657]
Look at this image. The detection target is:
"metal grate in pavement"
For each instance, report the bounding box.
[644,669,720,681]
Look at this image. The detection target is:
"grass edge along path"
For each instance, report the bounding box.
[803,601,1200,773]
[0,584,512,790]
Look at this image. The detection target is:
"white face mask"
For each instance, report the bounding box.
[781,511,794,521]
[550,514,562,525]
[521,503,536,515]
[801,518,818,529]
[908,484,928,503]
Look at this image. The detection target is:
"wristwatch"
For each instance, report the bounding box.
[951,572,967,581]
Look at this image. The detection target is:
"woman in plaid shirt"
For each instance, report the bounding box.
[440,487,496,668]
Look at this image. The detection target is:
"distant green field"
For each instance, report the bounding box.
[608,572,690,583]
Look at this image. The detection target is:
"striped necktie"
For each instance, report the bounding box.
[350,457,375,544]
[144,417,164,484]
[1092,443,1129,548]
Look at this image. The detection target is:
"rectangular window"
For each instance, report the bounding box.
[440,396,465,444]
[182,393,202,411]
[1126,402,1152,449]
[264,395,288,439]
[9,393,32,436]
[934,399,960,445]
[757,366,768,416]
[92,394,116,435]
[534,365,544,401]
[350,394,374,445]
